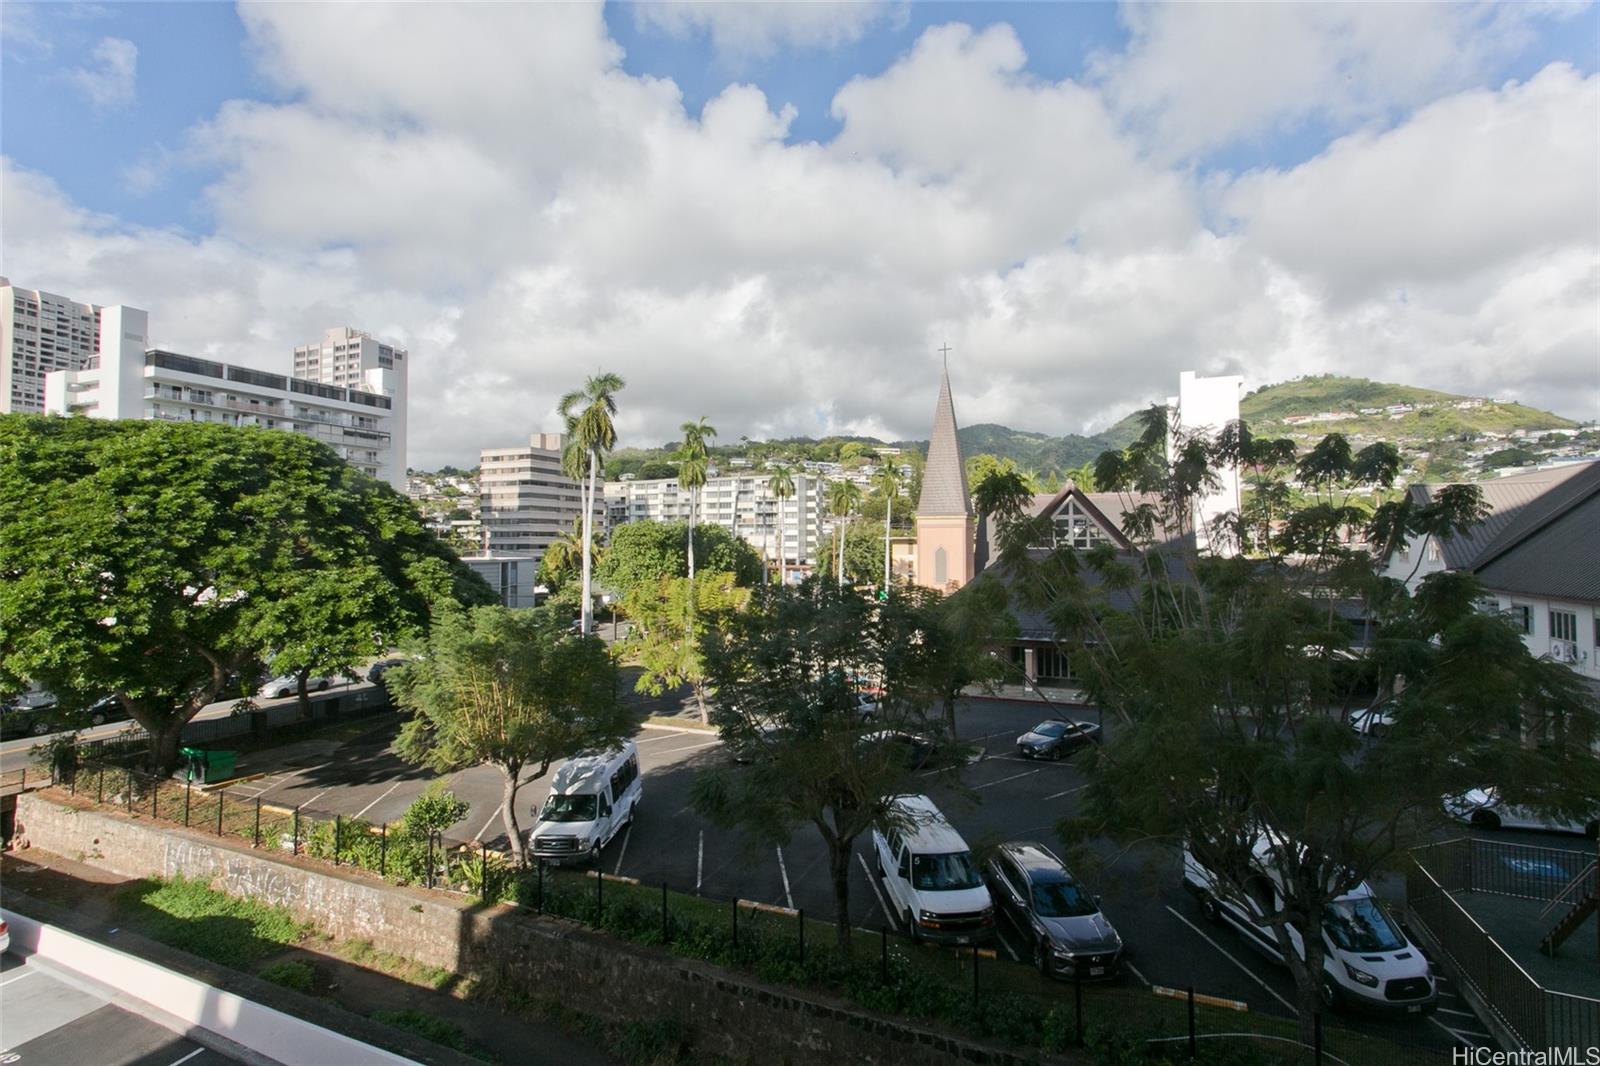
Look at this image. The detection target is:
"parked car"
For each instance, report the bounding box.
[858,730,936,771]
[1444,787,1599,838]
[984,841,1123,979]
[530,742,642,865]
[257,674,336,700]
[1183,833,1436,1015]
[366,658,409,684]
[0,702,56,739]
[871,794,994,944]
[1015,719,1099,759]
[1350,704,1395,737]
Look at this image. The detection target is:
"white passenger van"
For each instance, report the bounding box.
[871,794,994,944]
[1183,834,1436,1015]
[530,741,641,865]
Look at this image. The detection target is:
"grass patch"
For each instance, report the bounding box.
[334,936,454,991]
[371,1009,476,1055]
[258,959,316,994]
[115,874,308,967]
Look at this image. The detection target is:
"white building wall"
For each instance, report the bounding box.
[1168,370,1243,556]
[1480,590,1600,681]
[462,555,538,609]
[2,280,145,415]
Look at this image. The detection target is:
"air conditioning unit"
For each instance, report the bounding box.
[1550,641,1578,663]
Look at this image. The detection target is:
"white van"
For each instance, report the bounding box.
[1183,835,1436,1016]
[871,794,994,945]
[530,742,642,865]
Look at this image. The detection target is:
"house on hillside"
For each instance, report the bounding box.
[1384,462,1600,686]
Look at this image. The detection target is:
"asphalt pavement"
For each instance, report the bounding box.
[0,952,241,1066]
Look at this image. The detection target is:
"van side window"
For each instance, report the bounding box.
[896,844,911,881]
[608,753,638,799]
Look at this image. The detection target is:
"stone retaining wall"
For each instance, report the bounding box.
[15,793,1073,1066]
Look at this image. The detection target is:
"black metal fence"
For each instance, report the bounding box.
[1408,840,1599,1052]
[34,765,1454,1065]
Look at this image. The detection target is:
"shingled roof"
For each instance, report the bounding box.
[1470,462,1600,602]
[916,367,971,517]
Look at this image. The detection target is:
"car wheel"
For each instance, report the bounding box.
[30,718,50,736]
[1050,746,1063,761]
[90,711,107,726]
[1320,975,1340,1012]
[1470,809,1502,831]
[275,688,291,699]
[315,680,330,692]
[1200,893,1222,925]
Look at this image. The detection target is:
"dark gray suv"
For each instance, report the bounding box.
[984,841,1123,980]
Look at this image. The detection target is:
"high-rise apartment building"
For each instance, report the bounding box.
[293,326,409,481]
[478,433,598,568]
[39,305,410,490]
[604,471,832,569]
[1,278,145,414]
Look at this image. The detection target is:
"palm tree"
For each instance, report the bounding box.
[766,464,796,585]
[539,517,592,588]
[873,462,903,593]
[677,417,716,581]
[558,371,625,635]
[826,478,863,587]
[1066,462,1097,492]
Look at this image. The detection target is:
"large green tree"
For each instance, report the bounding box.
[390,605,629,864]
[691,578,960,950]
[987,414,1599,1042]
[597,520,762,602]
[0,416,492,771]
[626,571,750,724]
[559,372,625,636]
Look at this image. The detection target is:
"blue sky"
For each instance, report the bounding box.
[2,3,1596,463]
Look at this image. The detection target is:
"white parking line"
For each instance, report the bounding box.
[256,762,331,798]
[1437,1007,1480,1019]
[353,780,405,821]
[297,789,330,811]
[857,853,898,930]
[776,846,794,910]
[696,830,705,894]
[655,738,722,752]
[473,806,500,842]
[1044,784,1089,800]
[995,929,1021,962]
[614,824,633,876]
[0,969,37,987]
[974,768,1048,790]
[1125,960,1152,987]
[1430,1018,1486,1046]
[166,1049,205,1066]
[1163,905,1297,1013]
[633,730,690,743]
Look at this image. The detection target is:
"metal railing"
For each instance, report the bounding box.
[1408,846,1599,1052]
[1537,860,1597,923]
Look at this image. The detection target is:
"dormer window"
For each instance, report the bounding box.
[1034,498,1110,549]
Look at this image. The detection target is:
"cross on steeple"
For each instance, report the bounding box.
[938,342,952,369]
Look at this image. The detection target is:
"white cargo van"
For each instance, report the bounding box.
[1183,834,1436,1015]
[871,794,994,944]
[530,741,641,865]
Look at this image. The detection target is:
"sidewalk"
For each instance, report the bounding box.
[962,682,1092,706]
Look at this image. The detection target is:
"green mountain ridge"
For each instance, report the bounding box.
[597,376,1579,481]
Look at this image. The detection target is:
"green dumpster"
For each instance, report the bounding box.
[180,748,239,784]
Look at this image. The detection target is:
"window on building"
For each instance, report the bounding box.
[1509,604,1532,635]
[1550,610,1577,643]
[934,546,948,585]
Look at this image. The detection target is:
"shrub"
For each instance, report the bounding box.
[259,960,316,994]
[402,783,469,837]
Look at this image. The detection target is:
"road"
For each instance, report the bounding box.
[167,695,1583,1056]
[0,951,241,1066]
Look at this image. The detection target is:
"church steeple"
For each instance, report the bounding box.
[917,364,971,518]
[913,353,975,592]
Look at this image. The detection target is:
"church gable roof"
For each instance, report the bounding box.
[916,367,971,517]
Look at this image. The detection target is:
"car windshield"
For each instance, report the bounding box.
[1034,722,1067,738]
[912,851,983,891]
[540,794,597,823]
[1323,896,1405,952]
[1030,878,1098,918]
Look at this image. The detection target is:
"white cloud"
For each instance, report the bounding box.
[3,8,1596,468]
[634,1,897,59]
[1095,1,1584,159]
[65,35,137,109]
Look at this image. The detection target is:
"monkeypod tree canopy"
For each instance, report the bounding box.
[0,415,494,770]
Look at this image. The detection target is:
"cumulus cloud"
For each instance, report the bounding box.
[65,35,137,109]
[634,1,897,59]
[1095,2,1583,159]
[3,7,1595,467]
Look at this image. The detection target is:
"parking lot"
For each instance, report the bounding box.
[189,695,1546,1055]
